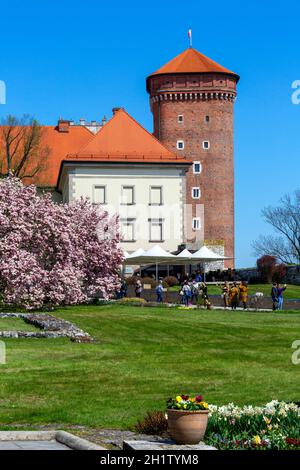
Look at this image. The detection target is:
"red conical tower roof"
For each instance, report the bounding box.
[147,47,239,90]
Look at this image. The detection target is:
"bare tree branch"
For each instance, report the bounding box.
[252,191,300,264]
[0,115,50,180]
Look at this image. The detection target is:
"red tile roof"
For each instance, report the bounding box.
[147,47,239,80]
[0,125,93,187]
[68,108,178,159]
[0,109,189,189]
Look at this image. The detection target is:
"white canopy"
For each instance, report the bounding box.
[124,248,145,261]
[122,244,232,280]
[191,245,229,261]
[176,248,193,258]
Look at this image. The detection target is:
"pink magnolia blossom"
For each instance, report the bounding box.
[0,178,123,309]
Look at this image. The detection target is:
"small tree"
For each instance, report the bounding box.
[256,255,277,283]
[0,115,50,179]
[252,191,300,265]
[0,178,123,309]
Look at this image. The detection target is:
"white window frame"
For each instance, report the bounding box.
[120,218,136,242]
[192,187,201,199]
[93,185,106,205]
[178,115,184,123]
[193,161,202,174]
[177,140,184,150]
[149,219,164,242]
[149,186,163,206]
[121,185,135,205]
[202,140,210,150]
[192,217,201,231]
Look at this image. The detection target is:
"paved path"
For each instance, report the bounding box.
[0,440,70,450]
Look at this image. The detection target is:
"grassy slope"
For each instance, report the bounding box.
[0,318,39,331]
[169,283,300,298]
[0,304,299,429]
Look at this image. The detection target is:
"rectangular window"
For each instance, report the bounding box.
[203,140,210,150]
[149,186,163,205]
[121,219,135,242]
[193,161,201,174]
[149,219,164,242]
[93,185,106,204]
[121,186,135,205]
[192,217,201,231]
[177,140,184,150]
[178,115,184,123]
[192,187,201,199]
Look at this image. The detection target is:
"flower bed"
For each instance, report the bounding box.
[205,400,300,450]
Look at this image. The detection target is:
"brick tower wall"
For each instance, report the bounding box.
[147,73,237,268]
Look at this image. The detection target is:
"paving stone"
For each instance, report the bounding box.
[123,439,216,451]
[0,440,70,450]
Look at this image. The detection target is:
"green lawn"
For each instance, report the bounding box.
[0,318,39,331]
[169,283,300,298]
[0,304,299,429]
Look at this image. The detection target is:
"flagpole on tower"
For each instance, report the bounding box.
[188,29,192,48]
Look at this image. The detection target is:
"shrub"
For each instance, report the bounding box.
[257,255,277,283]
[135,411,168,436]
[140,277,157,288]
[124,276,136,286]
[163,276,179,287]
[272,264,287,283]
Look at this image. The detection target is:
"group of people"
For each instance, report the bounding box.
[179,280,212,308]
[271,283,287,310]
[118,275,288,312]
[220,281,248,310]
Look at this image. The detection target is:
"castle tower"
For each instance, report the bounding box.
[146,47,239,267]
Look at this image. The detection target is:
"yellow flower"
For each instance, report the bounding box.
[190,397,196,403]
[267,425,273,430]
[183,404,187,409]
[199,401,209,410]
[253,435,261,445]
[176,396,182,403]
[263,416,271,425]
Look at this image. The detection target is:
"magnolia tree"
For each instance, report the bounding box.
[0,178,123,309]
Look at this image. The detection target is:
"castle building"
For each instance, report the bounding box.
[0,47,239,265]
[147,47,239,266]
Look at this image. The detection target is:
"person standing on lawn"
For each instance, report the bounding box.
[271,282,278,310]
[229,282,239,310]
[191,279,199,304]
[239,281,248,310]
[220,282,229,308]
[182,280,192,306]
[156,281,164,303]
[201,282,212,309]
[135,277,143,298]
[276,283,287,310]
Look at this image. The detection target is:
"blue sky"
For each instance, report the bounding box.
[1,0,299,267]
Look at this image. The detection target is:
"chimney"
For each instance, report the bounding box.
[79,118,86,126]
[102,115,107,125]
[112,107,124,115]
[57,119,70,133]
